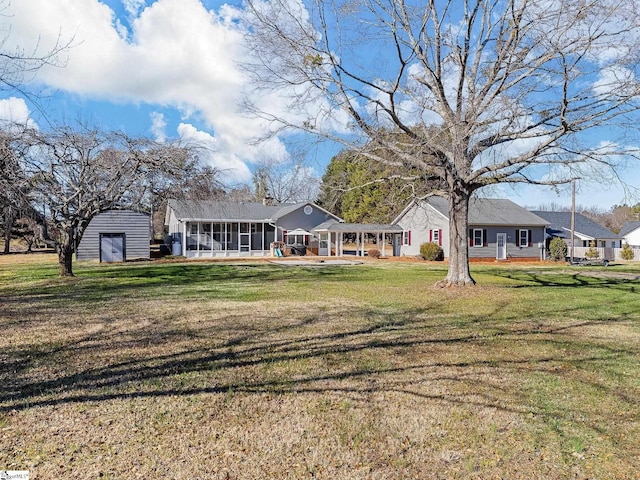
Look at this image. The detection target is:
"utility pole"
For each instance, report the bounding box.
[570,180,576,262]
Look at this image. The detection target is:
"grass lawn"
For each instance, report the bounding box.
[1,254,639,479]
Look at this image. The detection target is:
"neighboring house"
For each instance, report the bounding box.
[619,221,640,248]
[531,211,621,250]
[165,199,343,258]
[393,196,549,260]
[77,210,150,262]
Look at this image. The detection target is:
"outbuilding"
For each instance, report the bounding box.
[76,210,151,262]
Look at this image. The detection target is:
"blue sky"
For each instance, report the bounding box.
[0,0,637,210]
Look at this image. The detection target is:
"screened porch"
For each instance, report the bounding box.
[184,221,277,257]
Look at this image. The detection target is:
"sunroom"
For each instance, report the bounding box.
[184,221,277,257]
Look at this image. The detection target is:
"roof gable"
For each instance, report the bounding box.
[394,196,548,226]
[620,221,640,237]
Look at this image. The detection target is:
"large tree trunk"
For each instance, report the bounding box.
[57,229,75,276]
[441,190,475,287]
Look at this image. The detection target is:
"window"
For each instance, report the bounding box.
[515,229,532,247]
[403,230,411,246]
[518,229,529,247]
[429,229,442,246]
[190,223,198,235]
[473,229,484,247]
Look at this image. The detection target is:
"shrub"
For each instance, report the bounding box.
[367,249,381,259]
[584,241,599,259]
[548,237,567,262]
[620,243,634,261]
[420,242,444,261]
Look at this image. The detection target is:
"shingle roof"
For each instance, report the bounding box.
[421,196,548,226]
[168,199,290,221]
[469,198,549,225]
[326,223,404,233]
[531,211,619,239]
[619,221,640,237]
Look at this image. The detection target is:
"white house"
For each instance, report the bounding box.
[620,221,640,248]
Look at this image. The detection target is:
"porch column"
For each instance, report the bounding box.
[182,222,187,257]
[224,222,228,257]
[361,232,365,256]
[197,222,201,257]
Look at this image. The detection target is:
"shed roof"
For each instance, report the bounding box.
[531,211,619,240]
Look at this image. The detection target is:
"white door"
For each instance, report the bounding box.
[318,233,329,256]
[496,233,507,260]
[239,223,251,253]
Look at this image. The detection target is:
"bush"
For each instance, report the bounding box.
[367,249,381,259]
[548,237,567,262]
[620,243,634,261]
[420,242,444,261]
[584,241,599,259]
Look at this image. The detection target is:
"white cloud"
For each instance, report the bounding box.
[2,0,295,185]
[0,97,33,127]
[150,111,166,142]
[123,0,147,19]
[177,123,252,184]
[593,66,637,98]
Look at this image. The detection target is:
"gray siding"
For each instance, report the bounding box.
[77,210,150,261]
[469,226,546,258]
[278,204,338,232]
[395,201,546,259]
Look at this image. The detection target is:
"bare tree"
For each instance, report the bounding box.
[149,161,226,240]
[0,0,71,100]
[0,133,26,252]
[243,0,640,285]
[14,125,187,276]
[253,157,320,203]
[0,0,71,252]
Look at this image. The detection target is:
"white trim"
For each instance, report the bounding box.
[496,232,507,259]
[517,229,529,247]
[392,198,449,224]
[472,228,484,247]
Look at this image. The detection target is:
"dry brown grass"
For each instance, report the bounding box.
[1,257,639,479]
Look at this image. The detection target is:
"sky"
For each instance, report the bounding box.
[0,0,638,210]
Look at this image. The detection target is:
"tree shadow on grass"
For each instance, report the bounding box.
[494,269,640,292]
[1,297,637,456]
[0,263,376,308]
